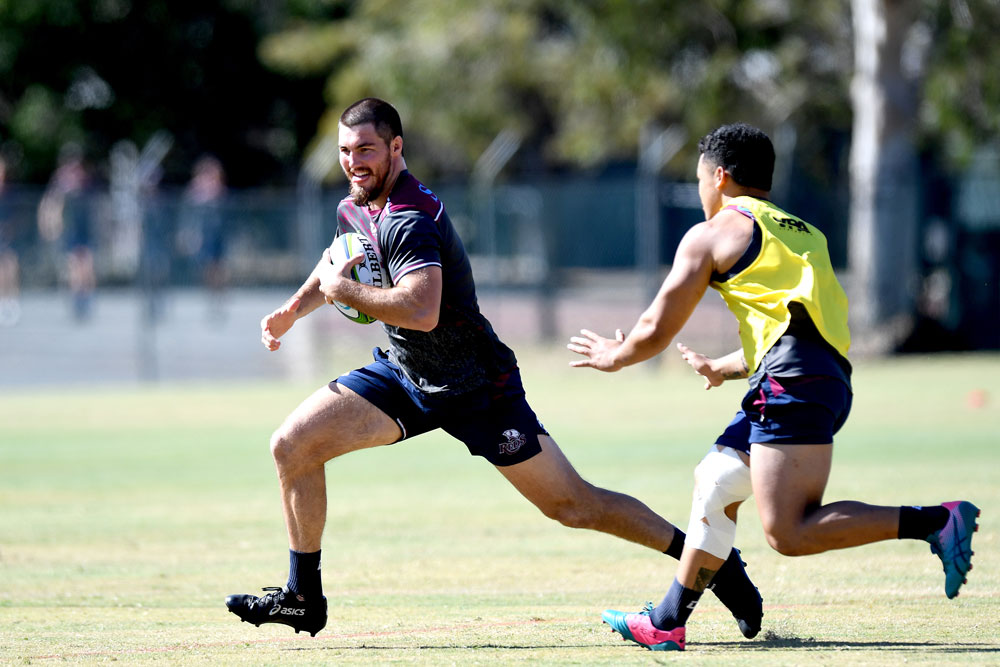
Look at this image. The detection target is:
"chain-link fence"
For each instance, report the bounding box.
[2,162,998,382]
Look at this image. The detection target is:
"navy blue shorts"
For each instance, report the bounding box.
[715,375,853,454]
[335,348,547,466]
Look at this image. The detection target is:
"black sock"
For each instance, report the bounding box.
[287,549,323,598]
[898,505,950,540]
[708,548,760,622]
[663,527,686,560]
[650,578,702,631]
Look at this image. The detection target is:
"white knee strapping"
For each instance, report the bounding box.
[685,447,752,560]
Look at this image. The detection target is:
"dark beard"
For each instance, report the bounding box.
[348,157,390,206]
[349,180,379,206]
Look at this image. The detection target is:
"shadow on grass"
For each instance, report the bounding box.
[702,636,1000,654]
[284,643,604,651]
[282,639,1000,654]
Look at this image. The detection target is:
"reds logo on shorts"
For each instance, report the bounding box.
[498,428,527,455]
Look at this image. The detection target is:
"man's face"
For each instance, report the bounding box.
[339,122,394,206]
[696,154,724,220]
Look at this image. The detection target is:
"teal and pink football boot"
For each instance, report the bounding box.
[602,604,685,651]
[927,500,981,599]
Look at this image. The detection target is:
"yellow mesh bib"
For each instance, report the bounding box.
[711,196,850,373]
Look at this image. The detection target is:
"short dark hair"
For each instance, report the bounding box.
[697,123,774,191]
[340,98,404,148]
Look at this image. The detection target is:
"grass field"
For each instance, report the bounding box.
[2,347,998,665]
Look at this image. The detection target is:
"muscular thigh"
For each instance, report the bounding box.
[497,435,590,505]
[276,382,403,463]
[750,442,832,530]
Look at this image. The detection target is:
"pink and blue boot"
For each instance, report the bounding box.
[927,500,980,599]
[602,606,685,651]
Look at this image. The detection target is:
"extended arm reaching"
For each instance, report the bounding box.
[567,223,715,371]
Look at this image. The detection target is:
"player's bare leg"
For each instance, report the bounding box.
[499,435,762,637]
[226,382,401,636]
[676,517,737,591]
[610,445,761,644]
[750,443,899,555]
[750,441,980,597]
[630,497,749,641]
[676,446,750,590]
[497,434,676,549]
[270,383,401,551]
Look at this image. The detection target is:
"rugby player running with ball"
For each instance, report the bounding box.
[225,99,764,638]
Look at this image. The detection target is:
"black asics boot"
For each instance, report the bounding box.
[707,548,763,639]
[225,586,328,637]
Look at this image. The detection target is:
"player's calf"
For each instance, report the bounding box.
[686,447,761,638]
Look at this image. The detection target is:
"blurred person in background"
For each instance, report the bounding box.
[139,165,171,323]
[0,155,21,326]
[38,143,96,322]
[176,154,228,319]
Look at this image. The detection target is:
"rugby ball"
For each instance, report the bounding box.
[328,232,384,324]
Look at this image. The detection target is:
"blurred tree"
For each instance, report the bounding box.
[259,0,855,181]
[920,0,1000,164]
[849,0,921,349]
[848,0,1000,349]
[258,0,998,175]
[1,1,996,189]
[1,0,998,347]
[259,0,999,348]
[0,0,327,185]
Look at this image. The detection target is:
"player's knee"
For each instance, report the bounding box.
[686,448,751,559]
[545,502,588,529]
[537,496,595,529]
[269,429,288,464]
[761,524,809,556]
[269,427,302,471]
[764,534,805,556]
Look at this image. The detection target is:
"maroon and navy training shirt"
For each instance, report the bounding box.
[336,171,518,396]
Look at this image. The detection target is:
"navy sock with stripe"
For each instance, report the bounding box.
[649,578,702,631]
[287,549,323,599]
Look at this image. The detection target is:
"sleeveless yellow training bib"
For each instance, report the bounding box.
[711,196,850,373]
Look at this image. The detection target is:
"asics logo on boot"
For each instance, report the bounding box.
[269,605,306,617]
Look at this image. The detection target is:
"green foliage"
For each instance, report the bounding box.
[920,0,1000,163]
[257,0,999,180]
[1,1,998,183]
[0,1,326,184]
[259,0,859,179]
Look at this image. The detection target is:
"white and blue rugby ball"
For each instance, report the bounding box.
[329,232,384,324]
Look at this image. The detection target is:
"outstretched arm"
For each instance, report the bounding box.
[260,255,334,351]
[677,343,748,390]
[568,223,716,372]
